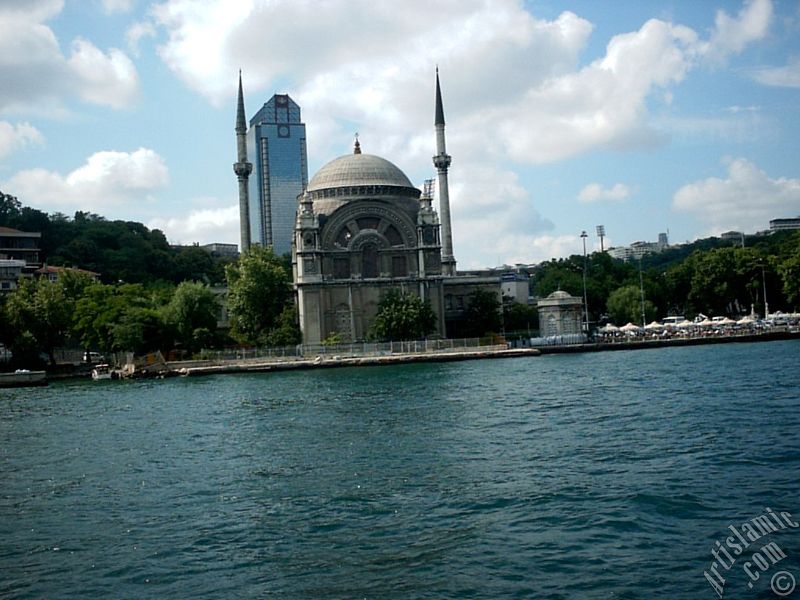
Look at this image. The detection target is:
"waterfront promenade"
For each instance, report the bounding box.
[27,327,800,382]
[173,346,541,377]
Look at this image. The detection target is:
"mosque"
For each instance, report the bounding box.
[236,72,500,344]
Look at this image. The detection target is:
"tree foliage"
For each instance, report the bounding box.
[225,246,292,345]
[264,305,302,347]
[463,289,502,337]
[606,285,656,326]
[0,196,231,285]
[503,302,538,333]
[368,289,437,341]
[71,283,171,354]
[4,277,74,365]
[164,281,220,353]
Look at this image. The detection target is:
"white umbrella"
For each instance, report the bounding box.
[738,316,755,325]
[601,323,620,332]
[699,318,714,327]
[620,322,642,332]
[645,321,663,330]
[720,317,737,326]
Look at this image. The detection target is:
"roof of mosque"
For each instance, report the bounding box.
[307,153,416,193]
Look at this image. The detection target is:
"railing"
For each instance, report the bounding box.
[182,337,506,367]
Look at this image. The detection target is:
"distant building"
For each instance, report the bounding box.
[607,232,669,262]
[35,265,101,283]
[500,271,531,305]
[458,266,531,305]
[238,87,309,256]
[0,226,41,272]
[607,246,632,261]
[0,259,26,292]
[720,231,744,240]
[770,217,800,231]
[537,290,583,337]
[200,243,239,258]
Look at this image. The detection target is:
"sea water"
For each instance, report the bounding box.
[1,340,799,599]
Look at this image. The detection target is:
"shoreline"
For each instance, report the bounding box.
[33,329,800,382]
[535,329,800,355]
[175,347,542,377]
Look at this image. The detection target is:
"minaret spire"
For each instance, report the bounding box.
[433,68,456,275]
[435,66,445,127]
[233,70,253,252]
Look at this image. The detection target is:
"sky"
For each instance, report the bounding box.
[1,0,799,269]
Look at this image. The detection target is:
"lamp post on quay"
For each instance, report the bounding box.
[581,231,589,334]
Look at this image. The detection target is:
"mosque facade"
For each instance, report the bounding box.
[292,140,448,343]
[236,71,501,345]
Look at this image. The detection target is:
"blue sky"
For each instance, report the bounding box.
[1,0,799,268]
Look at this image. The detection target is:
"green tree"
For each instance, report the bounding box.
[0,190,22,225]
[368,289,437,341]
[71,283,171,354]
[503,302,538,333]
[778,252,800,310]
[72,283,118,351]
[463,289,502,337]
[225,246,292,345]
[164,281,219,353]
[4,277,73,365]
[607,284,656,326]
[264,305,302,347]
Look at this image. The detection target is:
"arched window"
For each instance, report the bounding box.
[362,244,379,278]
[384,225,403,246]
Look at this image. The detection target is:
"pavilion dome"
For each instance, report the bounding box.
[547,290,573,300]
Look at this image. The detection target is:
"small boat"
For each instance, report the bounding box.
[91,364,117,380]
[0,370,47,388]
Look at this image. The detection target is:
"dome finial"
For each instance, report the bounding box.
[353,132,361,154]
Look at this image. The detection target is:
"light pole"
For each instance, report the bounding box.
[581,231,589,334]
[760,262,769,319]
[638,256,646,328]
[596,225,605,253]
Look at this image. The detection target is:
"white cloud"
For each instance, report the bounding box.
[446,163,555,267]
[0,0,63,21]
[704,0,773,63]
[0,121,45,159]
[578,183,630,203]
[99,0,134,13]
[750,57,800,88]
[496,18,700,164]
[1,148,168,217]
[0,3,139,111]
[143,0,773,266]
[148,204,240,245]
[459,233,580,269]
[148,1,771,168]
[672,158,800,233]
[126,21,156,57]
[67,38,138,108]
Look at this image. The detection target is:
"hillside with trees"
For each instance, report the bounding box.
[1,191,232,285]
[530,229,800,325]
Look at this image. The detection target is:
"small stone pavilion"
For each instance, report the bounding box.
[537,290,584,337]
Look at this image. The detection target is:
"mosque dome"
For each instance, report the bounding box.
[306,146,421,218]
[307,153,418,194]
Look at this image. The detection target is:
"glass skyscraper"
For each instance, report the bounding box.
[246,94,308,256]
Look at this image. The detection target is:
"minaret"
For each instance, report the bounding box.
[233,70,253,253]
[433,68,456,275]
